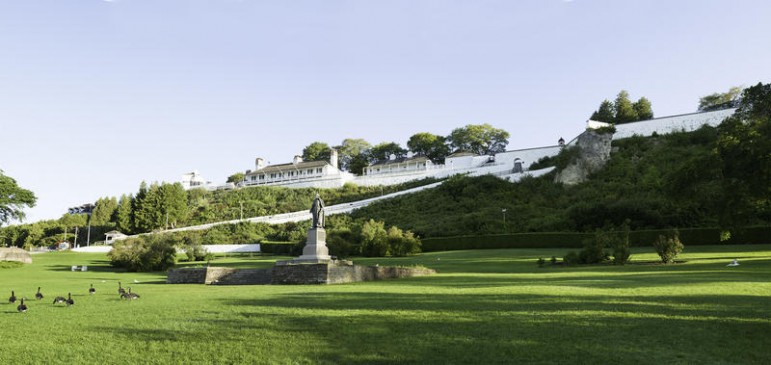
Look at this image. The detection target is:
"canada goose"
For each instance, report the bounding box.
[126,287,139,300]
[66,293,74,306]
[89,284,96,295]
[17,298,27,313]
[118,282,126,295]
[53,296,66,305]
[9,291,16,303]
[35,287,44,300]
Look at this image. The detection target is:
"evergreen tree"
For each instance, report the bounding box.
[590,100,615,123]
[91,197,118,226]
[115,194,133,234]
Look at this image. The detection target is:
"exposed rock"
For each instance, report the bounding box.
[554,130,613,185]
[0,247,32,264]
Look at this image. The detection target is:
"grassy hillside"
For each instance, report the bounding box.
[2,245,770,363]
[351,126,770,237]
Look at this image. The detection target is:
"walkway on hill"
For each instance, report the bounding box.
[127,181,444,238]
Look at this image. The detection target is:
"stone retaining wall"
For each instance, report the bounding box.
[167,262,435,285]
[167,267,272,285]
[273,261,435,285]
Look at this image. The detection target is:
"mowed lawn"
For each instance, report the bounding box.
[2,245,770,364]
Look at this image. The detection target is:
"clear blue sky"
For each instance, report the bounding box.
[1,0,769,223]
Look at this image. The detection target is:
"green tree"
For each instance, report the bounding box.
[590,100,615,123]
[91,197,118,226]
[360,219,389,257]
[157,183,189,229]
[407,132,450,163]
[715,82,771,228]
[369,142,408,163]
[0,170,36,226]
[115,194,133,234]
[336,138,371,173]
[633,97,654,120]
[226,172,245,184]
[614,90,639,124]
[448,123,510,155]
[698,86,743,111]
[302,141,332,162]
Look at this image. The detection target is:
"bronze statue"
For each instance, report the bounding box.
[310,193,325,228]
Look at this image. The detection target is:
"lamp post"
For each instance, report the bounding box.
[501,208,507,232]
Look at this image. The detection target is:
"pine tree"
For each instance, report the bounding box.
[590,100,615,123]
[614,90,639,124]
[633,97,654,120]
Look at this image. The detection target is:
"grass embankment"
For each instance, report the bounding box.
[2,246,770,364]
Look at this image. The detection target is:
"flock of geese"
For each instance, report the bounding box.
[11,282,140,313]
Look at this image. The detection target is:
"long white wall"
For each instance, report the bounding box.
[613,108,735,140]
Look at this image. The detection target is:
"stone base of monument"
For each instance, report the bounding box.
[271,260,435,285]
[291,228,332,263]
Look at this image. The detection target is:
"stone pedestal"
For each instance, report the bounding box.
[294,228,331,263]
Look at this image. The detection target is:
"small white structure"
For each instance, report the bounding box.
[180,171,210,190]
[727,259,740,267]
[104,230,127,245]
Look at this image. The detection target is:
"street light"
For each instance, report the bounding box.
[501,208,507,232]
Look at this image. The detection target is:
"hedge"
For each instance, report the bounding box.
[421,226,771,252]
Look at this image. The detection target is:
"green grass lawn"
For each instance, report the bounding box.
[2,245,770,364]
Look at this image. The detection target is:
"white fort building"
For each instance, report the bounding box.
[181,108,736,191]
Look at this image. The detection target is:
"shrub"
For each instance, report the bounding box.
[387,227,422,257]
[611,221,632,265]
[579,231,609,264]
[182,235,209,262]
[108,235,177,272]
[563,251,580,265]
[653,229,684,264]
[360,220,389,257]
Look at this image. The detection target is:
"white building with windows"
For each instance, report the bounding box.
[241,151,355,189]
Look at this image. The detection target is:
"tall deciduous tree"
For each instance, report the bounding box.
[336,138,372,174]
[590,100,615,123]
[407,132,450,163]
[448,124,510,155]
[613,90,639,124]
[0,170,36,226]
[369,142,408,163]
[633,97,654,120]
[301,141,332,162]
[698,86,743,111]
[715,82,771,229]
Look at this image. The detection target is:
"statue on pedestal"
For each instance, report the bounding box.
[310,193,325,229]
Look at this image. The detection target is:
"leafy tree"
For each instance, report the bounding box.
[302,141,332,162]
[614,90,639,124]
[590,100,615,123]
[360,219,388,257]
[226,172,245,184]
[369,142,408,163]
[715,82,771,228]
[698,86,743,111]
[448,124,510,155]
[336,138,371,173]
[633,97,654,120]
[0,170,36,226]
[407,132,450,163]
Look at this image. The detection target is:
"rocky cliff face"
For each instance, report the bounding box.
[554,130,613,185]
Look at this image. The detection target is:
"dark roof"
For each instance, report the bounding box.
[369,156,429,167]
[246,160,331,175]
